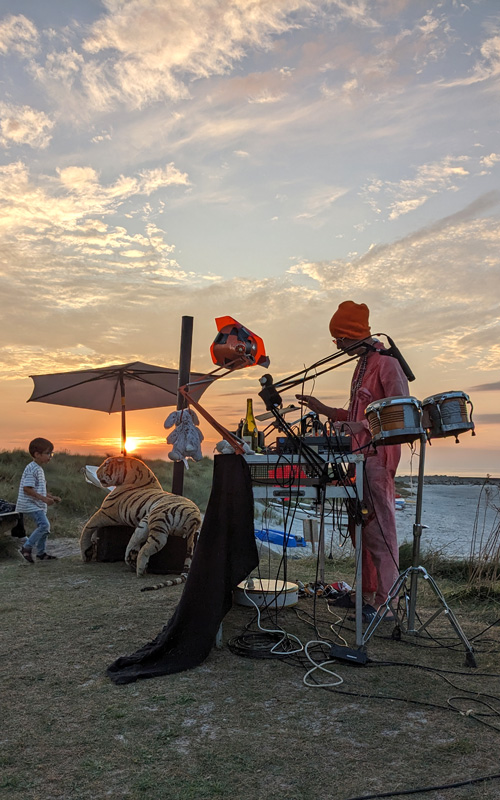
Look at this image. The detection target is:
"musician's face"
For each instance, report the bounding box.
[333,337,365,355]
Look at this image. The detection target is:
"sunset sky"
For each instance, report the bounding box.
[0,0,499,477]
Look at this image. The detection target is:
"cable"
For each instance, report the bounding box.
[231,578,349,686]
[302,640,344,688]
[237,581,304,656]
[340,771,500,800]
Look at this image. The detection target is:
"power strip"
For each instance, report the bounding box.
[329,644,368,665]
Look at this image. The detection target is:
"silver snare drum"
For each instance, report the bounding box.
[422,391,474,440]
[365,396,423,446]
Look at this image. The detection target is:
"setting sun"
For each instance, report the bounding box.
[124,437,140,453]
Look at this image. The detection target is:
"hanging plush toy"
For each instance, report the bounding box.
[164,408,204,463]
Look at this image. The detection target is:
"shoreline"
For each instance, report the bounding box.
[397,475,500,486]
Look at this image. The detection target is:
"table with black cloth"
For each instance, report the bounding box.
[107,453,259,684]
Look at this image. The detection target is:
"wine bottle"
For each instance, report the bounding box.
[241,398,258,450]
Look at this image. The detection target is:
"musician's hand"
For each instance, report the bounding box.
[333,420,367,436]
[295,394,327,416]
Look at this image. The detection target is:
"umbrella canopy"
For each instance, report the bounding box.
[28,361,213,454]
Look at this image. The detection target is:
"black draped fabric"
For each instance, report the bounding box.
[107,454,258,684]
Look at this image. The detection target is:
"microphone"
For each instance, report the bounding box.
[382,336,416,382]
[363,337,415,382]
[258,373,283,411]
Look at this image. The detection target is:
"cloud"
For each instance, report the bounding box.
[0,159,213,317]
[480,152,500,172]
[0,103,54,149]
[475,414,500,425]
[138,164,190,194]
[469,381,500,392]
[248,90,287,104]
[0,14,39,57]
[0,160,190,238]
[288,191,500,366]
[73,0,314,110]
[318,6,454,104]
[361,155,471,220]
[295,185,348,221]
[440,32,500,87]
[26,0,415,118]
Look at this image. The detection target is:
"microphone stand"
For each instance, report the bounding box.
[258,358,365,596]
[362,433,477,667]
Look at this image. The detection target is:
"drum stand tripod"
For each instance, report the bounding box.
[363,433,477,667]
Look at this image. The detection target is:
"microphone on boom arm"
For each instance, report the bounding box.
[362,335,415,382]
[258,373,283,411]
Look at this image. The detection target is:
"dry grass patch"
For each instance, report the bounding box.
[2,551,500,800]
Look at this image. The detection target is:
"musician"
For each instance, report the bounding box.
[296,300,409,621]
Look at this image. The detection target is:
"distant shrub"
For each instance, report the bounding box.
[398,540,469,580]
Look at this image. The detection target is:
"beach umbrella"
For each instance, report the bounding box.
[27,361,213,455]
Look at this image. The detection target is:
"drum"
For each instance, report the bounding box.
[421,391,474,440]
[365,396,423,446]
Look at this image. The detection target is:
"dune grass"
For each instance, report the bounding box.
[0,450,214,539]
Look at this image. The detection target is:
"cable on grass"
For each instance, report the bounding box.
[228,630,295,659]
[280,651,464,714]
[302,640,343,688]
[367,658,500,731]
[340,770,500,800]
[469,615,500,641]
[229,582,304,657]
[448,695,500,733]
[229,589,346,686]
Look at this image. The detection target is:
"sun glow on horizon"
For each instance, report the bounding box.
[124,437,140,453]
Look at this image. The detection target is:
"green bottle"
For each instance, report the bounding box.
[241,398,258,450]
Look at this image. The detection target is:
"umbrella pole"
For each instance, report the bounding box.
[120,375,127,456]
[172,316,193,495]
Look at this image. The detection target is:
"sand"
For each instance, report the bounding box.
[15,483,499,563]
[396,483,499,559]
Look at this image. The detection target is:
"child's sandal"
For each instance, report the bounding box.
[21,546,34,563]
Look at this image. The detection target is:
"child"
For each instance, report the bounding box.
[16,438,62,562]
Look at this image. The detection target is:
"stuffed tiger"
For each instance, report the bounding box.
[80,456,201,578]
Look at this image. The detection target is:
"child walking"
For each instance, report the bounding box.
[16,438,62,562]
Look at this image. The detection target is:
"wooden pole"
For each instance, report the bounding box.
[171,316,193,495]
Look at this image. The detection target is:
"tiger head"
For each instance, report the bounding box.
[96,456,161,489]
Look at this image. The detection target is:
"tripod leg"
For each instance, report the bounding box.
[408,434,427,630]
[362,570,407,644]
[424,573,477,668]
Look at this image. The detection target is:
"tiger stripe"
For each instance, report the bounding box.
[80,457,201,580]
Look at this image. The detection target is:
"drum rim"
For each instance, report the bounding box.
[372,427,424,438]
[422,390,470,404]
[366,395,421,411]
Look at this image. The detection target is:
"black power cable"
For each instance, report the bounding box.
[340,771,500,800]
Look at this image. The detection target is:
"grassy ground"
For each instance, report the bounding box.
[2,546,500,800]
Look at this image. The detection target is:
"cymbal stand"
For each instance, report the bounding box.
[363,433,477,667]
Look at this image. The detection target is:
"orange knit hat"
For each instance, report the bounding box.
[329,301,371,340]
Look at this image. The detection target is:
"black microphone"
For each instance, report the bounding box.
[258,373,283,410]
[380,336,415,382]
